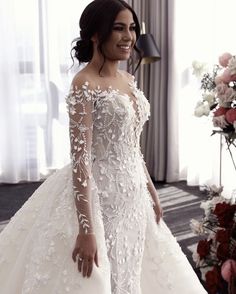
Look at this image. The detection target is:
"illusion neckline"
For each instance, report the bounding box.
[81,76,136,97]
[81,78,140,119]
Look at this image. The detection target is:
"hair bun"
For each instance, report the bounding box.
[72,38,93,63]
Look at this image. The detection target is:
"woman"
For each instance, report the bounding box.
[0,0,207,293]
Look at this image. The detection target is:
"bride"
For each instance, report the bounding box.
[0,0,207,293]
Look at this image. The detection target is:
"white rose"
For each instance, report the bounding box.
[210,185,223,195]
[192,60,208,78]
[200,200,211,217]
[190,219,205,235]
[230,188,236,204]
[194,101,210,117]
[202,92,215,105]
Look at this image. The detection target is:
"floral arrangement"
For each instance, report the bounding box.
[190,185,236,294]
[192,53,236,145]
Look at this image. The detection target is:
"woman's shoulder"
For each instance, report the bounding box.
[71,69,97,90]
[66,70,99,108]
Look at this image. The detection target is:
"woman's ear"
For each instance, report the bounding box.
[91,33,98,43]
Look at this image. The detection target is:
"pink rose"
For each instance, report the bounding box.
[217,87,236,104]
[225,109,236,124]
[221,69,236,83]
[215,75,223,85]
[216,83,228,97]
[221,259,236,283]
[228,56,236,75]
[230,74,236,81]
[213,115,229,129]
[224,88,236,102]
[219,52,232,67]
[222,68,233,83]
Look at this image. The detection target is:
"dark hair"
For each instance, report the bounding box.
[71,0,142,73]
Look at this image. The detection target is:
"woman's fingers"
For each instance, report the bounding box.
[94,251,99,267]
[72,248,78,262]
[78,256,83,272]
[87,259,93,277]
[77,256,94,277]
[72,247,98,277]
[82,258,94,277]
[82,258,89,277]
[78,256,97,277]
[156,209,163,223]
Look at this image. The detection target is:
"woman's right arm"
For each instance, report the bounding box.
[66,79,98,277]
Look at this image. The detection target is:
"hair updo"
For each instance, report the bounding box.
[71,0,141,71]
[73,38,93,63]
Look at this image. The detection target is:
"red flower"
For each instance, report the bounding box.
[213,202,236,228]
[205,266,222,294]
[213,107,230,117]
[225,108,236,124]
[215,229,231,243]
[217,243,230,261]
[197,239,211,259]
[214,202,236,217]
[219,216,233,228]
[191,184,236,293]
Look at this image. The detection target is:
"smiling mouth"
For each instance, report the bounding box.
[117,45,131,50]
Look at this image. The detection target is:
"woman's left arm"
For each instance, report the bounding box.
[142,162,163,223]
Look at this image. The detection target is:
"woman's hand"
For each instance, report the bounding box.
[153,199,163,224]
[72,233,99,278]
[142,162,163,224]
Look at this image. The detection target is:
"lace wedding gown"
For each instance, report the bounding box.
[0,78,207,294]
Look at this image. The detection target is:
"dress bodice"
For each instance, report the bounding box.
[90,80,150,162]
[65,78,150,233]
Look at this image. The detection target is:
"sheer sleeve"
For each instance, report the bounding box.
[66,81,95,234]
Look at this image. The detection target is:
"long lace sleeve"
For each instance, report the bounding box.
[66,81,95,234]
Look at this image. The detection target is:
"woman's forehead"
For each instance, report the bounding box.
[114,9,134,24]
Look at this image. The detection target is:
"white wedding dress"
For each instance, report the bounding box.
[0,78,207,294]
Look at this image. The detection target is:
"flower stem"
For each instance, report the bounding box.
[225,138,236,172]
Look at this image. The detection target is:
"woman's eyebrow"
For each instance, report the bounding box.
[113,22,136,26]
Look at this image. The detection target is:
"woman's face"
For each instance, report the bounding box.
[102,9,137,61]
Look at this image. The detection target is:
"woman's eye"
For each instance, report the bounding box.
[113,25,136,32]
[113,26,123,31]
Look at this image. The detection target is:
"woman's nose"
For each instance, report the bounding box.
[123,29,132,40]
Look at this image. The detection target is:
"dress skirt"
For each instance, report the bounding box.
[0,164,207,294]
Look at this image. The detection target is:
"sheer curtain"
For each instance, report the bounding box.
[167,0,236,195]
[0,0,91,183]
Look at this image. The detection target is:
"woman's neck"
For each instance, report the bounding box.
[88,55,120,78]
